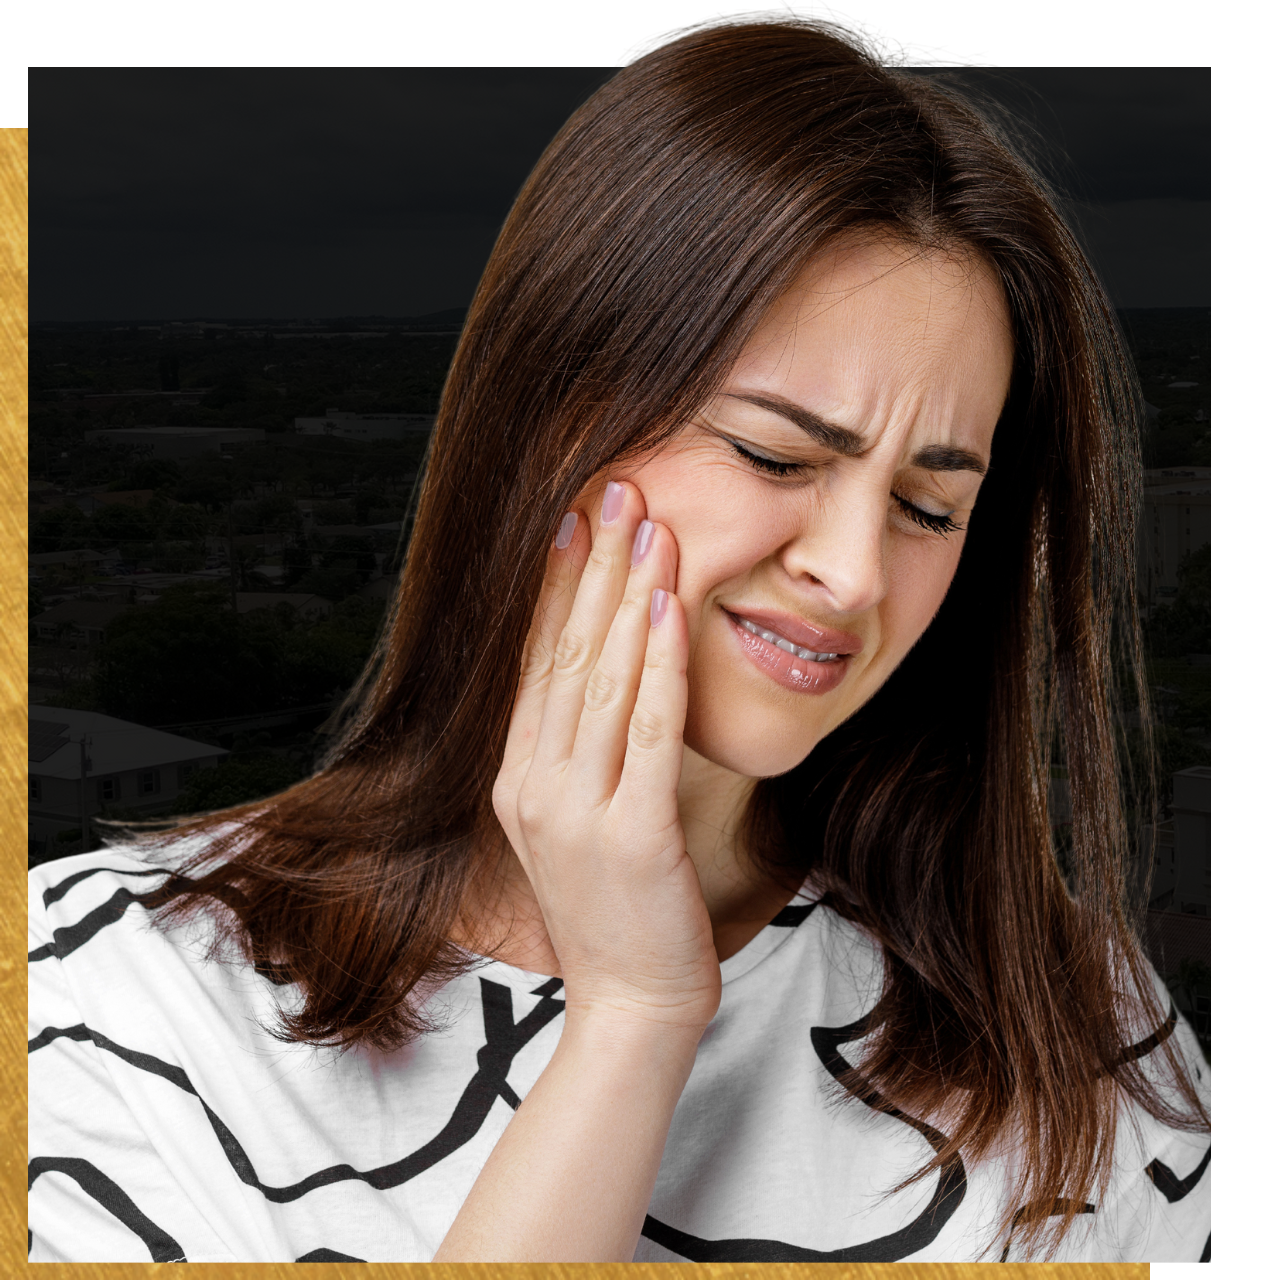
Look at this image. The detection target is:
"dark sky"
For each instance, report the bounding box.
[31,67,1208,321]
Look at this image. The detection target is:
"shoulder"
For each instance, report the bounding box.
[29,843,263,1262]
[30,823,248,939]
[29,835,273,1051]
[30,835,224,963]
[31,845,173,922]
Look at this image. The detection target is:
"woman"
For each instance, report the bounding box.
[28,18,1210,1263]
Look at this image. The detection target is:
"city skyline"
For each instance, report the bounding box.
[32,67,1208,321]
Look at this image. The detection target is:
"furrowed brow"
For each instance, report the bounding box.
[725,392,988,475]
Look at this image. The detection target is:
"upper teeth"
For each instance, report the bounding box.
[735,616,842,662]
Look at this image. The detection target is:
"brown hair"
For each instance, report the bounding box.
[132,19,1206,1258]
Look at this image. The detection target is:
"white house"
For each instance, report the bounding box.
[29,706,228,863]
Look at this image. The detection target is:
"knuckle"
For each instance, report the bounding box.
[520,633,553,683]
[491,772,512,813]
[552,627,594,677]
[514,784,545,832]
[583,664,622,714]
[643,642,679,675]
[586,540,618,575]
[627,705,669,754]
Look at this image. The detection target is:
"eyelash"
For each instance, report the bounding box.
[728,440,963,536]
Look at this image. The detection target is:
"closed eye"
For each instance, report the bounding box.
[730,438,963,536]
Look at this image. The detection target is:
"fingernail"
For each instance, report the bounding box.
[601,481,625,525]
[650,587,668,628]
[554,511,577,549]
[631,520,654,567]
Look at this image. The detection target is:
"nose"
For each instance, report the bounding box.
[777,492,890,615]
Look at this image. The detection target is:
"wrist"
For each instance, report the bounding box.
[559,1005,705,1077]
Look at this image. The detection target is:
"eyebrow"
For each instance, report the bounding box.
[726,391,989,477]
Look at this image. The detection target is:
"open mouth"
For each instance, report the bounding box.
[728,613,845,663]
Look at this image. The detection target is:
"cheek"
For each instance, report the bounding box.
[883,536,966,646]
[623,457,795,601]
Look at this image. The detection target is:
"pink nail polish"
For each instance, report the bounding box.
[560,509,581,550]
[601,481,625,525]
[631,520,654,566]
[650,587,668,628]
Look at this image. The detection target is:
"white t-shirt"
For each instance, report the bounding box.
[28,846,1211,1263]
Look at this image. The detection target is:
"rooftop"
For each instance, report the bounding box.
[29,706,229,780]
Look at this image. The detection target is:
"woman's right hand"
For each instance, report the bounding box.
[491,479,721,1039]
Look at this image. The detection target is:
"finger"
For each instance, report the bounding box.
[611,585,689,834]
[503,507,588,772]
[569,518,678,802]
[531,479,648,772]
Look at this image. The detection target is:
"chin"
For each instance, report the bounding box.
[686,721,814,778]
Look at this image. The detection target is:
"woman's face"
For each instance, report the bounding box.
[586,236,1015,779]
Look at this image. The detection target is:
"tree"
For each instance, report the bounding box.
[170,755,307,816]
[31,503,93,554]
[96,584,287,723]
[108,457,182,492]
[203,372,248,409]
[1146,544,1210,659]
[294,561,362,602]
[253,491,302,533]
[230,542,267,591]
[161,502,211,543]
[172,469,239,512]
[234,593,388,706]
[92,502,157,545]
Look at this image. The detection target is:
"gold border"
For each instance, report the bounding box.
[3,124,30,1268]
[2,127,1149,1279]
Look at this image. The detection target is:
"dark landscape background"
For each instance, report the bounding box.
[28,67,1211,1046]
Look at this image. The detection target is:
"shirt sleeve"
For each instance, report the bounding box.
[28,869,242,1263]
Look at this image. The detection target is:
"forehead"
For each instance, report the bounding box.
[729,237,1014,429]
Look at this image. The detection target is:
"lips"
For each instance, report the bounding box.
[722,606,863,658]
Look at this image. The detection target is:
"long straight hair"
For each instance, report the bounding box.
[135,19,1206,1257]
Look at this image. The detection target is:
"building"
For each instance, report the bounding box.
[1138,468,1210,600]
[30,598,133,645]
[28,707,228,862]
[83,426,266,461]
[358,571,399,603]
[293,410,436,442]
[29,548,121,574]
